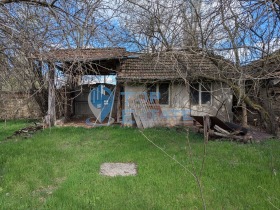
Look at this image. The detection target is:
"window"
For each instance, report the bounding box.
[190,83,211,105]
[147,83,169,105]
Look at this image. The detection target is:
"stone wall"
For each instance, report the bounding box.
[0,91,42,119]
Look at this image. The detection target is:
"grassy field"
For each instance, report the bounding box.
[0,120,279,209]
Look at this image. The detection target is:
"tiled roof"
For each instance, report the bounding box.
[118,51,233,81]
[244,51,280,80]
[37,47,129,62]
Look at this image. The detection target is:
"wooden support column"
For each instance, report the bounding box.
[242,102,248,127]
[64,87,71,120]
[203,115,210,143]
[47,63,56,127]
[116,84,122,123]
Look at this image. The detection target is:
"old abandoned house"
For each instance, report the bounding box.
[36,48,234,127]
[243,51,280,133]
[118,51,233,127]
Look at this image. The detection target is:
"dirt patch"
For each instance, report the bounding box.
[31,177,66,203]
[56,117,120,128]
[100,163,137,177]
[249,129,274,142]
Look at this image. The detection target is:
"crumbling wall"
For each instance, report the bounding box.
[0,91,42,119]
[123,81,233,127]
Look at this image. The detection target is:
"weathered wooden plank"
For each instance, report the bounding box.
[47,63,56,127]
[213,132,243,140]
[214,125,230,135]
[139,97,153,128]
[132,112,143,129]
[203,115,210,143]
[129,98,144,129]
[127,93,165,129]
[116,85,121,123]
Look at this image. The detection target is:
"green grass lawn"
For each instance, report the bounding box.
[0,120,279,209]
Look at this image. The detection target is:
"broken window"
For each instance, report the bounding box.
[190,83,199,105]
[147,83,169,105]
[190,82,212,105]
[158,83,169,104]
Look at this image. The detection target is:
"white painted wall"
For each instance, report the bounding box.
[122,81,233,127]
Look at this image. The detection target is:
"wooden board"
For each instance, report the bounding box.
[192,115,248,135]
[128,94,165,128]
[191,115,234,132]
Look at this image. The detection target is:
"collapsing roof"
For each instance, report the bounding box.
[36,47,132,76]
[117,50,234,81]
[244,51,280,80]
[36,47,234,78]
[37,47,130,62]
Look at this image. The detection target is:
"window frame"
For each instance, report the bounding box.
[190,82,212,106]
[146,83,170,105]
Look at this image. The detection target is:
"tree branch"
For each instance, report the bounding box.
[0,0,59,9]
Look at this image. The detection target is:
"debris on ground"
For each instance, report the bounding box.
[191,115,276,143]
[192,115,253,143]
[5,123,44,140]
[248,127,274,142]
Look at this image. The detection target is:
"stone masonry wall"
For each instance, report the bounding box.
[0,91,42,119]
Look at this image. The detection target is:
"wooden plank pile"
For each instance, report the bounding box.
[192,115,253,143]
[128,94,165,128]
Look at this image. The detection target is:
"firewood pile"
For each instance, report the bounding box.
[6,123,44,140]
[192,115,253,143]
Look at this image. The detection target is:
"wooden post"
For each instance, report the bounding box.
[47,63,56,127]
[203,115,210,143]
[242,102,248,127]
[116,84,121,123]
[63,87,71,121]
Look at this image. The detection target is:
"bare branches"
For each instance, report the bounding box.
[0,0,117,119]
[0,0,279,131]
[0,0,60,9]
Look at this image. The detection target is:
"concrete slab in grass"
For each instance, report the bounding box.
[100,163,137,177]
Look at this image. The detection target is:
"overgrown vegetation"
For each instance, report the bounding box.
[0,121,279,209]
[1,0,280,132]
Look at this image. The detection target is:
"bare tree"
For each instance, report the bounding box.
[1,0,280,132]
[113,0,280,133]
[0,0,117,123]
